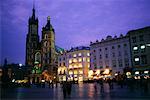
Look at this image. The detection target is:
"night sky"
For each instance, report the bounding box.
[1,0,150,65]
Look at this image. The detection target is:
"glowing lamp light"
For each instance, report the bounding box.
[115,73,118,76]
[88,70,93,76]
[41,80,45,82]
[103,69,110,74]
[95,70,100,75]
[19,64,22,67]
[12,79,15,82]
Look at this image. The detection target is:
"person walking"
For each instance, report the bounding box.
[94,80,97,93]
[99,79,104,93]
[62,82,67,98]
[67,81,72,98]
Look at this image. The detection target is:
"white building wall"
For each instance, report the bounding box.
[90,35,132,75]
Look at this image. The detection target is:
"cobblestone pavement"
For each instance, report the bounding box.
[1,83,150,100]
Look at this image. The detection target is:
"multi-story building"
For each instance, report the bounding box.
[127,26,150,75]
[58,46,90,82]
[90,34,132,76]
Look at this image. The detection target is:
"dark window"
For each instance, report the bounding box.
[141,55,147,64]
[118,51,121,56]
[99,49,101,51]
[132,37,136,43]
[112,46,115,49]
[118,45,121,48]
[139,35,144,41]
[59,58,61,61]
[105,48,107,50]
[124,44,127,47]
[105,54,108,58]
[118,59,123,67]
[63,62,65,66]
[100,55,102,59]
[63,57,65,60]
[112,52,115,57]
[93,50,96,52]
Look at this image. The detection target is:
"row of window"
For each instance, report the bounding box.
[72,53,90,57]
[132,35,144,43]
[93,51,128,60]
[59,53,90,61]
[93,58,129,68]
[93,43,127,53]
[69,58,90,63]
[133,44,146,50]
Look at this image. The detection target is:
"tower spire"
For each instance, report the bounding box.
[32,0,35,19]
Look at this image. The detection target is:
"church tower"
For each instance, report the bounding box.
[41,16,56,76]
[26,7,39,67]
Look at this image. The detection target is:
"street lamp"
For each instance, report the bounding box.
[19,63,22,67]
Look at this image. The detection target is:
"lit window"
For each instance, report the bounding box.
[69,65,72,68]
[87,53,90,56]
[74,70,78,74]
[87,58,90,62]
[79,70,83,74]
[78,63,82,67]
[73,54,77,57]
[133,46,138,50]
[135,71,139,74]
[78,53,82,56]
[146,44,150,47]
[73,59,77,62]
[141,45,145,49]
[78,58,82,62]
[87,64,90,68]
[69,71,73,75]
[74,65,77,68]
[144,71,149,74]
[135,58,139,62]
[69,59,72,63]
[83,57,86,62]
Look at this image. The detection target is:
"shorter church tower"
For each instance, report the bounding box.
[41,16,56,76]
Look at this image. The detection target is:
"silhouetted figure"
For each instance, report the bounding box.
[108,78,113,89]
[94,81,97,93]
[99,79,104,92]
[143,79,148,94]
[62,82,67,98]
[1,68,11,88]
[67,81,72,98]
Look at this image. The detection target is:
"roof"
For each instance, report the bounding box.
[55,45,65,54]
[68,46,90,52]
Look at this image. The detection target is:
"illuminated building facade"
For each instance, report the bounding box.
[90,34,132,76]
[58,46,90,82]
[128,27,150,78]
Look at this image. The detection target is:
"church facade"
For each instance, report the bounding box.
[25,7,62,82]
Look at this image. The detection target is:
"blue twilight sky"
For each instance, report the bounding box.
[1,0,150,65]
